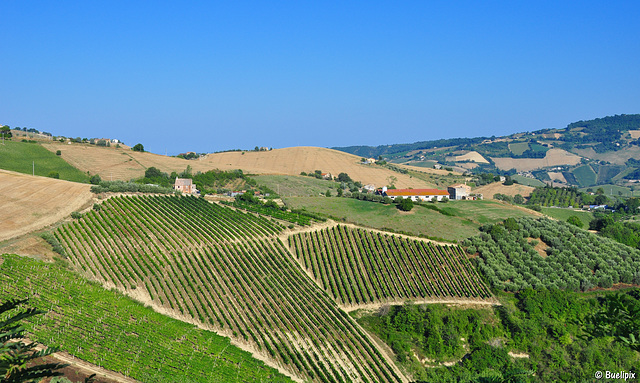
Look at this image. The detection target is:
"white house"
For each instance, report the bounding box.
[382,187,449,202]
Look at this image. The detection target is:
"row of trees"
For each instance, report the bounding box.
[466,217,640,292]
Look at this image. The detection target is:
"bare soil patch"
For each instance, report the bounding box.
[528,237,549,258]
[0,170,93,242]
[629,130,640,139]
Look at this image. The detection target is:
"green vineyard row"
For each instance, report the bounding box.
[0,254,291,382]
[54,195,403,383]
[289,226,493,305]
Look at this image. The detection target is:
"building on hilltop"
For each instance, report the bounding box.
[448,184,472,200]
[174,177,198,194]
[381,187,449,202]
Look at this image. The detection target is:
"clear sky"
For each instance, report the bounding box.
[1,1,639,154]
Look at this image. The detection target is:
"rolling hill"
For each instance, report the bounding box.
[333,114,640,190]
[42,142,442,189]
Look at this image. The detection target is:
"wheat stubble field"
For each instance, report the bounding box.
[0,170,93,241]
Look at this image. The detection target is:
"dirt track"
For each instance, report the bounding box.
[0,170,93,242]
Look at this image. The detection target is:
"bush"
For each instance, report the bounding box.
[70,211,83,219]
[55,150,61,156]
[47,171,60,179]
[132,143,144,152]
[89,174,102,185]
[40,232,66,257]
[396,197,414,212]
[93,203,101,212]
[567,215,584,228]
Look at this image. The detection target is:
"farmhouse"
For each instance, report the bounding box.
[174,177,197,194]
[382,187,449,202]
[362,184,376,193]
[448,184,472,200]
[321,173,332,180]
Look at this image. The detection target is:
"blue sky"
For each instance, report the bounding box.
[1,1,639,155]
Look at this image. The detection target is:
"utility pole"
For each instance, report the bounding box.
[32,161,34,176]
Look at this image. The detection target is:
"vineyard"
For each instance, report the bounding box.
[288,226,493,305]
[222,199,324,226]
[54,195,404,382]
[0,254,290,382]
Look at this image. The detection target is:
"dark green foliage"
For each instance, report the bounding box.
[566,215,583,228]
[582,292,640,352]
[90,181,174,194]
[361,289,640,382]
[469,217,640,292]
[47,171,59,179]
[0,298,67,382]
[131,143,144,152]
[89,174,101,185]
[337,172,352,183]
[55,150,61,156]
[591,216,640,249]
[39,233,66,257]
[70,212,83,219]
[527,186,585,207]
[396,197,414,211]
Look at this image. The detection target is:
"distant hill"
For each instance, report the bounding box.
[39,141,449,189]
[333,114,640,190]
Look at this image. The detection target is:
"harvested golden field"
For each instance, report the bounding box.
[43,142,435,189]
[491,148,582,171]
[548,171,568,184]
[42,142,194,180]
[474,182,535,200]
[629,130,640,139]
[0,170,93,241]
[453,150,489,163]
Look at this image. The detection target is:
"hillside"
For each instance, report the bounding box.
[0,170,93,241]
[54,195,408,382]
[42,142,439,189]
[333,114,640,190]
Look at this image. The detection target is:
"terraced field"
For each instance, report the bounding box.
[289,226,493,306]
[54,195,405,382]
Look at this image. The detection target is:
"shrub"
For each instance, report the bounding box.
[567,215,584,228]
[70,211,83,219]
[56,150,61,156]
[47,171,60,179]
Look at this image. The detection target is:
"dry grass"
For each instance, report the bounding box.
[473,182,535,199]
[629,130,640,139]
[547,171,568,184]
[0,170,93,241]
[454,151,489,163]
[42,143,436,189]
[491,148,582,171]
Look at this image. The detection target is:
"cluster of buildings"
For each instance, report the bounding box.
[377,184,480,202]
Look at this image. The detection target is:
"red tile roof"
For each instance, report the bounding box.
[385,189,449,196]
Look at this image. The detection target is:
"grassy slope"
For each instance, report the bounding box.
[571,165,597,187]
[284,197,538,242]
[541,207,593,227]
[0,254,291,383]
[252,174,338,197]
[511,175,546,187]
[0,140,89,182]
[508,142,529,155]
